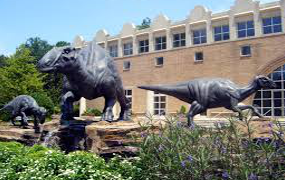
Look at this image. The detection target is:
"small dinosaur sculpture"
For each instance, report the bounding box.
[37,42,131,124]
[139,76,276,126]
[0,95,47,133]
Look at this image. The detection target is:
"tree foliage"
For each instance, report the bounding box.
[0,46,44,106]
[0,37,70,112]
[24,37,53,63]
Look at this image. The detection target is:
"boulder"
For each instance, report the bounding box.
[234,118,282,139]
[85,120,164,155]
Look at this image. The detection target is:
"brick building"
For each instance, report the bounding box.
[75,0,285,119]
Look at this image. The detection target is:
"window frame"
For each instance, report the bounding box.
[213,25,230,42]
[123,61,131,71]
[155,57,164,67]
[155,36,167,51]
[173,32,186,48]
[124,89,132,110]
[262,16,282,35]
[139,39,149,53]
[108,45,118,57]
[192,29,207,45]
[240,45,251,57]
[236,20,255,38]
[194,52,204,62]
[253,65,285,117]
[153,92,166,116]
[123,42,133,56]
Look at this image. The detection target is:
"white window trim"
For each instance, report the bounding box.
[123,42,133,56]
[155,36,167,51]
[123,61,131,71]
[194,52,204,62]
[172,33,186,48]
[139,39,149,53]
[240,45,252,57]
[155,57,164,67]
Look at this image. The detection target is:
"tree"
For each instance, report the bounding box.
[0,55,7,67]
[137,17,151,30]
[23,37,70,105]
[24,37,53,63]
[0,46,44,106]
[55,41,70,47]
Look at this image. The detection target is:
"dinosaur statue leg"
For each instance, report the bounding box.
[187,101,206,127]
[20,111,29,128]
[236,105,264,118]
[60,91,80,124]
[33,115,40,133]
[228,99,243,120]
[116,87,131,121]
[10,113,18,126]
[102,97,116,122]
[101,104,107,121]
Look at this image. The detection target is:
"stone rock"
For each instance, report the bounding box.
[0,126,40,146]
[85,120,164,155]
[234,118,281,139]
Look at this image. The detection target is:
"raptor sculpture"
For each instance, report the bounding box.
[139,76,276,126]
[37,42,131,124]
[0,95,47,133]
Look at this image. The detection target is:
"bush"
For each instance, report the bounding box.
[82,108,102,116]
[0,142,141,180]
[30,92,54,117]
[136,117,285,180]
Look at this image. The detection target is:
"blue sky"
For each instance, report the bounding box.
[0,0,275,55]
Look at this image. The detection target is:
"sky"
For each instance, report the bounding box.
[0,0,276,55]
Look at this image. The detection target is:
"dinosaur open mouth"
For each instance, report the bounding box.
[38,66,55,73]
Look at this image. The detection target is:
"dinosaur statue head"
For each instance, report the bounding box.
[255,75,276,89]
[37,107,47,124]
[37,46,79,73]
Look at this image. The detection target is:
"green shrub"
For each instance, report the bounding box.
[73,104,80,117]
[82,108,102,116]
[0,142,140,180]
[30,92,54,117]
[0,109,11,122]
[179,105,187,115]
[136,117,285,180]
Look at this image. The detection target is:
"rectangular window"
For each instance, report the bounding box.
[195,52,204,61]
[240,45,251,56]
[173,33,186,48]
[108,45,118,57]
[262,16,282,34]
[139,39,149,53]
[123,61,131,71]
[214,25,230,41]
[155,57,164,67]
[192,29,207,45]
[237,20,255,38]
[124,89,132,110]
[155,36,167,51]
[154,92,166,115]
[123,42,133,56]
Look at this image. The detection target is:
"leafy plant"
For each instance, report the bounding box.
[135,116,285,180]
[30,92,54,117]
[82,108,102,116]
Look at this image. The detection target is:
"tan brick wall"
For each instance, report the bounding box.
[86,34,285,117]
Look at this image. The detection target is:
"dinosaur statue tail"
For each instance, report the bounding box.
[138,85,179,97]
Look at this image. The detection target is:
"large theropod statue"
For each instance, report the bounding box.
[139,76,276,126]
[37,42,131,124]
[0,95,47,133]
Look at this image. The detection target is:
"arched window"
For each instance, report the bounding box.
[253,64,285,117]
